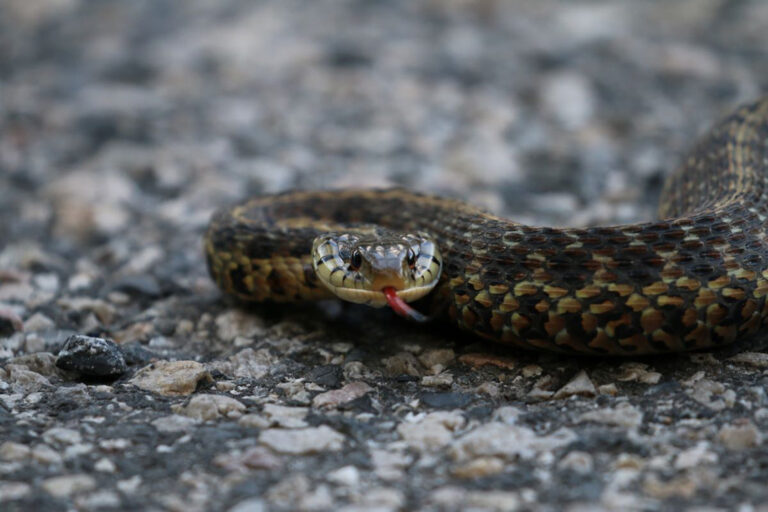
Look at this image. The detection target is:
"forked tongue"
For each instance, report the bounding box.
[382,287,429,323]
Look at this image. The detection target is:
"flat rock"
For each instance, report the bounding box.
[311,381,373,409]
[171,393,246,421]
[129,360,212,396]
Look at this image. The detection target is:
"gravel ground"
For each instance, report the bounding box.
[2,1,768,511]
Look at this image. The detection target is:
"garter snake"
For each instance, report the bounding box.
[205,97,768,355]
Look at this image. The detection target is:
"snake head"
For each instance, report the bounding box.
[311,229,442,307]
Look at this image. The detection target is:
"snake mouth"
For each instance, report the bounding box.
[331,281,437,308]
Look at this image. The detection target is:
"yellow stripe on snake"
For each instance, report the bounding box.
[205,97,768,355]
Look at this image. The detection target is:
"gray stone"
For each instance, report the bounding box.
[41,474,96,498]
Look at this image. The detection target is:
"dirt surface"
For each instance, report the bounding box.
[3,1,768,511]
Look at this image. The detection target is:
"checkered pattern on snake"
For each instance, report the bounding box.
[205,97,768,355]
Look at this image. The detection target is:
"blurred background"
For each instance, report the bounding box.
[2,0,768,289]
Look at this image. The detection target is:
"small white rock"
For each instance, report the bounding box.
[95,457,117,473]
[326,465,360,486]
[42,474,96,497]
[259,426,345,454]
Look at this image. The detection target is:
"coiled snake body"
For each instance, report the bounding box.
[206,97,768,355]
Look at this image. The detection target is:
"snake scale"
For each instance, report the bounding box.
[206,97,768,355]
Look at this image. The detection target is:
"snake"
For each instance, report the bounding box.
[205,97,768,355]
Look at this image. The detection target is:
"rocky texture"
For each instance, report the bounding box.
[2,0,768,511]
[55,334,128,378]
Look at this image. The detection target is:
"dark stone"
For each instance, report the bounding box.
[338,394,375,413]
[420,392,474,409]
[308,364,344,388]
[0,309,23,337]
[120,342,159,366]
[56,334,128,378]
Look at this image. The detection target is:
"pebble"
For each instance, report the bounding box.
[55,334,128,378]
[307,364,344,388]
[728,352,768,369]
[171,394,246,421]
[262,404,309,428]
[643,473,697,500]
[31,444,64,466]
[398,411,466,452]
[458,353,517,370]
[553,370,597,399]
[56,297,116,325]
[718,421,762,450]
[42,474,97,498]
[579,402,643,429]
[355,487,405,510]
[67,273,95,292]
[94,457,117,473]
[276,380,312,405]
[238,414,271,429]
[686,379,735,411]
[0,308,24,336]
[259,426,345,454]
[451,456,505,479]
[33,273,60,293]
[209,348,276,380]
[326,465,360,486]
[152,414,201,433]
[5,364,51,392]
[540,71,596,129]
[674,442,717,469]
[382,352,423,377]
[213,446,283,471]
[23,334,45,353]
[465,490,521,511]
[129,360,213,396]
[616,363,662,384]
[0,441,30,461]
[312,381,373,409]
[449,422,575,462]
[265,474,310,509]
[43,427,82,445]
[10,352,63,377]
[228,498,266,512]
[78,490,122,509]
[0,482,31,501]
[421,372,454,388]
[371,450,413,482]
[558,451,594,474]
[215,310,265,342]
[417,349,456,374]
[430,487,521,512]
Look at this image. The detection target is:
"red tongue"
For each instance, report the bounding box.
[382,287,429,323]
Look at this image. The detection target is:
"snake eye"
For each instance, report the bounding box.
[407,248,417,268]
[349,250,363,270]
